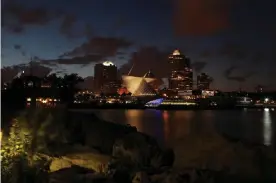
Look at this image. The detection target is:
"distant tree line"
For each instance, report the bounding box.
[2,73,84,111]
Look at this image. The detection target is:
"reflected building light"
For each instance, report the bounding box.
[263,108,272,146]
[200,110,216,135]
[174,111,194,137]
[163,111,170,144]
[125,110,144,132]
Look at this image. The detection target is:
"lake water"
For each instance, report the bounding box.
[89,109,276,148]
[74,108,276,176]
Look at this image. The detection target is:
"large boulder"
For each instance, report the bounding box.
[50,158,72,172]
[62,152,111,173]
[66,111,137,154]
[112,132,174,170]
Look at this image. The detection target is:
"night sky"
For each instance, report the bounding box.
[2,0,276,91]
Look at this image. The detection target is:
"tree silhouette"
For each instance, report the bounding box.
[60,74,84,103]
[44,73,62,88]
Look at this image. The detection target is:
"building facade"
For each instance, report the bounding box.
[94,61,118,93]
[168,50,193,91]
[197,73,212,90]
[122,75,157,96]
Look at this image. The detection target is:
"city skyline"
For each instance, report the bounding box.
[2,0,276,91]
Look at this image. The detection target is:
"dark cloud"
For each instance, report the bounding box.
[2,2,61,33]
[60,37,132,58]
[42,54,105,66]
[14,44,21,50]
[1,62,52,82]
[224,66,254,82]
[191,61,207,73]
[218,42,247,60]
[173,0,233,36]
[60,14,77,38]
[200,50,214,58]
[39,37,131,66]
[59,18,95,39]
[119,46,170,78]
[251,52,264,64]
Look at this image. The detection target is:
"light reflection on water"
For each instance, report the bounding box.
[92,109,276,148]
[125,110,144,132]
[263,108,272,146]
[163,111,169,144]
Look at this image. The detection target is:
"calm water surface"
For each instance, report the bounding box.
[89,109,276,148]
[73,108,276,175]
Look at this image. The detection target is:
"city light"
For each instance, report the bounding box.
[102,61,115,66]
[172,49,181,55]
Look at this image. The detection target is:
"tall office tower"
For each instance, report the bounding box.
[197,73,212,90]
[94,61,118,93]
[168,49,193,90]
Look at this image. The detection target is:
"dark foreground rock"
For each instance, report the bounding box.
[112,132,174,170]
[65,110,138,154]
[64,110,174,171]
[49,166,234,183]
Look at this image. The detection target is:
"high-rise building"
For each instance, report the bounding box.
[168,50,193,90]
[197,73,212,90]
[94,61,118,93]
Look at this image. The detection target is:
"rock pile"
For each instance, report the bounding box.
[44,110,179,183]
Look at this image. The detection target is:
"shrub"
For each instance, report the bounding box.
[0,109,58,183]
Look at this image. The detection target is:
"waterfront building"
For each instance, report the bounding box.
[122,75,157,97]
[143,69,163,91]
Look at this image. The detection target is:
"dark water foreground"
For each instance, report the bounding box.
[1,108,276,183]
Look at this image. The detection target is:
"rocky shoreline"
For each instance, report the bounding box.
[2,108,276,183]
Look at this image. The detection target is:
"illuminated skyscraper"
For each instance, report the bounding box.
[197,73,212,90]
[94,61,118,93]
[168,50,193,90]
